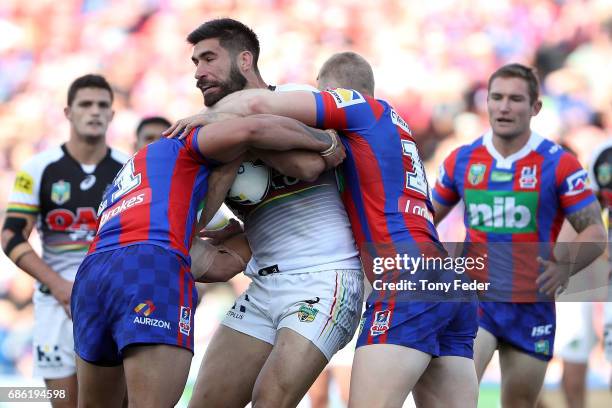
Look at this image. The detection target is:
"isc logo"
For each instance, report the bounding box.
[531,324,552,337]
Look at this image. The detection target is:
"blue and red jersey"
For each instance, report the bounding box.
[89,127,214,263]
[433,132,596,299]
[314,89,438,246]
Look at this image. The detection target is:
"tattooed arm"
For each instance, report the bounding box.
[537,200,607,296]
[561,200,607,274]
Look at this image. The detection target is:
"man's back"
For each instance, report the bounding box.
[314,89,439,247]
[91,129,213,261]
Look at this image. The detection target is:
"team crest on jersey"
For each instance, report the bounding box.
[51,180,71,205]
[297,304,319,323]
[370,309,391,336]
[328,88,366,108]
[597,162,611,186]
[468,164,486,185]
[179,306,192,335]
[519,165,537,189]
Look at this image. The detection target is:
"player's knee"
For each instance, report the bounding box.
[252,380,291,408]
[562,369,585,393]
[502,387,540,407]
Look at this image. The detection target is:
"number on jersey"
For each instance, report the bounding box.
[112,159,141,202]
[401,140,428,197]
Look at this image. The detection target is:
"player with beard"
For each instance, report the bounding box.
[1,74,128,407]
[166,19,363,408]
[169,51,481,408]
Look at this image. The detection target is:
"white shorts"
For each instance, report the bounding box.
[555,302,598,363]
[328,319,361,367]
[33,300,76,379]
[221,269,363,361]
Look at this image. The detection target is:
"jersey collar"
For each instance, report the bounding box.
[483,130,544,169]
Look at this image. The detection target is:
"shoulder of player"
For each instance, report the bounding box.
[108,148,130,165]
[16,145,64,178]
[274,83,319,93]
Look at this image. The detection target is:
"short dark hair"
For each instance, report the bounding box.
[67,74,113,106]
[136,116,172,136]
[318,52,375,96]
[187,18,260,72]
[488,63,540,104]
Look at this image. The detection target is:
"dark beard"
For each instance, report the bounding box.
[200,64,247,107]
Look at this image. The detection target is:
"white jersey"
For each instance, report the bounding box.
[7,145,128,304]
[235,84,361,276]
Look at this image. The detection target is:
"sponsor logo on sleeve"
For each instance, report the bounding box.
[14,171,34,194]
[565,169,589,196]
[328,88,366,108]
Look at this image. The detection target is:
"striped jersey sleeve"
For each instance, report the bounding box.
[314,88,380,131]
[7,148,63,215]
[433,148,461,207]
[555,151,596,214]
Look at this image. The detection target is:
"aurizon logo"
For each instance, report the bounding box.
[133,300,171,330]
[134,300,156,316]
[465,190,538,233]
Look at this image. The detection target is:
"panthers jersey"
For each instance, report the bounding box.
[433,131,596,299]
[7,144,128,302]
[230,84,360,276]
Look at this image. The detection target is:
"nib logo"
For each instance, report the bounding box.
[465,190,538,233]
[134,300,156,316]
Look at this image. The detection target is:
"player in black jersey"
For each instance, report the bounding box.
[1,74,128,408]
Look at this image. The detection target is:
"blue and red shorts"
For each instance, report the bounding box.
[71,244,197,366]
[357,300,478,359]
[478,301,556,361]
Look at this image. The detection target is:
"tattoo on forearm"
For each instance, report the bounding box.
[566,202,603,233]
[298,123,332,146]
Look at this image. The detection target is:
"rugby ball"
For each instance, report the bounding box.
[228,161,271,205]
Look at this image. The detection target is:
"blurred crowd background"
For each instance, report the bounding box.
[0,0,611,404]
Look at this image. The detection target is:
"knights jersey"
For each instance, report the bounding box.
[433,131,597,298]
[89,128,214,263]
[314,88,439,249]
[7,144,128,302]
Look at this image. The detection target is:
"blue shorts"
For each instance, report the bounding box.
[356,300,478,359]
[71,244,198,366]
[478,302,555,361]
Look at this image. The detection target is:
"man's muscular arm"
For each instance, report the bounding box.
[560,200,607,272]
[537,200,607,296]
